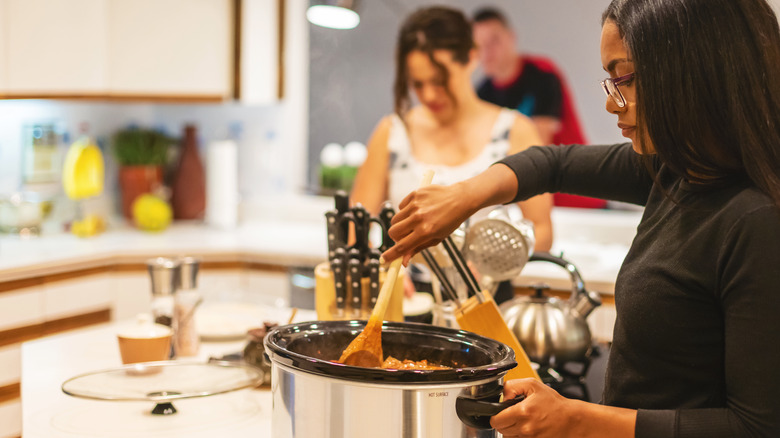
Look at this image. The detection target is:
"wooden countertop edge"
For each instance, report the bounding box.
[0,250,322,286]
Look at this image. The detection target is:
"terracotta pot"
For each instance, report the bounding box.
[118,165,163,219]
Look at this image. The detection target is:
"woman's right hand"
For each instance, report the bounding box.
[383,164,520,265]
[383,182,476,265]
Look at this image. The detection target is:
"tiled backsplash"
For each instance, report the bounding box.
[0,99,297,212]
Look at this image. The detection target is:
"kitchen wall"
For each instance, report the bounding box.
[0,100,287,204]
[0,0,311,213]
[308,0,626,183]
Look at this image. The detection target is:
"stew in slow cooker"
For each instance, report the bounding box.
[381,356,450,370]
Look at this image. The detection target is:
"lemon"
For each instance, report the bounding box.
[71,214,105,238]
[62,136,105,200]
[132,194,172,232]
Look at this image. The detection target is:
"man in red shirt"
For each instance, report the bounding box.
[473,7,606,208]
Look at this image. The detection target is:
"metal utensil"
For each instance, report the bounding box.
[462,207,535,290]
[438,234,541,381]
[441,237,483,302]
[420,249,460,305]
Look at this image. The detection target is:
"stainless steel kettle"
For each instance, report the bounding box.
[499,253,602,369]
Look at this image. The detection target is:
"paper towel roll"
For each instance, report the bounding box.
[206,140,239,229]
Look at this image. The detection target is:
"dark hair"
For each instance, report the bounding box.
[602,0,780,208]
[394,6,474,119]
[472,6,511,28]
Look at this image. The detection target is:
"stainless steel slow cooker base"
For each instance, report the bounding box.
[265,320,518,438]
[272,362,499,438]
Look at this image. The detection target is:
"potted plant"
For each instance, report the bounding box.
[113,128,175,219]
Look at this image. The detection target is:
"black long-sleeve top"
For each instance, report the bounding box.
[499,143,780,437]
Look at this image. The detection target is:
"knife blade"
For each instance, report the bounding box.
[348,248,363,318]
[332,247,347,317]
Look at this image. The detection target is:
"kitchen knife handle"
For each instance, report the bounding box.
[368,251,381,308]
[325,211,339,260]
[334,191,350,241]
[332,247,347,317]
[378,202,395,251]
[348,249,363,318]
[351,204,369,258]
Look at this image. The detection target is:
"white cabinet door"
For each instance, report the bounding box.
[107,0,232,97]
[0,0,7,92]
[239,0,280,104]
[5,0,108,94]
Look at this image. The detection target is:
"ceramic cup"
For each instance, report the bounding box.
[117,314,173,365]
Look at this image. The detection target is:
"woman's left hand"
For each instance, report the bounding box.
[490,378,578,438]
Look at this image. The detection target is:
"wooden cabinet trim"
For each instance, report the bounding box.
[0,382,20,404]
[513,286,615,305]
[0,93,226,103]
[0,309,111,348]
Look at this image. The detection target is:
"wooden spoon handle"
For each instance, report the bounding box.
[369,257,402,323]
[369,169,434,323]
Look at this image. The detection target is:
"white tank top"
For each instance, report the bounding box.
[387,108,518,212]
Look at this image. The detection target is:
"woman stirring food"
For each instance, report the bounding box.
[349,6,553,300]
[383,0,780,436]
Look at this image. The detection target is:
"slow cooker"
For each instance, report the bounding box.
[264,320,522,438]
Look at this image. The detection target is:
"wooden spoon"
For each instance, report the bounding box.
[338,257,403,367]
[338,170,434,368]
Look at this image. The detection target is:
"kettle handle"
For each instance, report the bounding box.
[456,387,525,430]
[528,252,586,299]
[528,252,602,317]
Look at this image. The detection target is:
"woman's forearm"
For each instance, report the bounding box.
[568,401,637,438]
[457,163,520,213]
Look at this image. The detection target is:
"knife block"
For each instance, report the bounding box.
[314,262,404,322]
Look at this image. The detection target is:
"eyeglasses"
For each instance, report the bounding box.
[600,72,635,108]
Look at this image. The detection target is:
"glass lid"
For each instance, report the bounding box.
[62,360,263,402]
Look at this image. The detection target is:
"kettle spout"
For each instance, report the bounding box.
[571,289,602,319]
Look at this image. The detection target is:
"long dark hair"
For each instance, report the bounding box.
[394,6,474,119]
[603,0,780,208]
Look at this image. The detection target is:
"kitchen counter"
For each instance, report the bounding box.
[22,307,315,438]
[22,313,612,437]
[0,220,327,282]
[0,200,642,294]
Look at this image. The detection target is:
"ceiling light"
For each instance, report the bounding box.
[306,0,360,30]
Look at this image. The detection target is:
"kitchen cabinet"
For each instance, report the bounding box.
[0,0,7,92]
[238,0,282,104]
[0,0,280,102]
[5,0,108,95]
[107,0,232,98]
